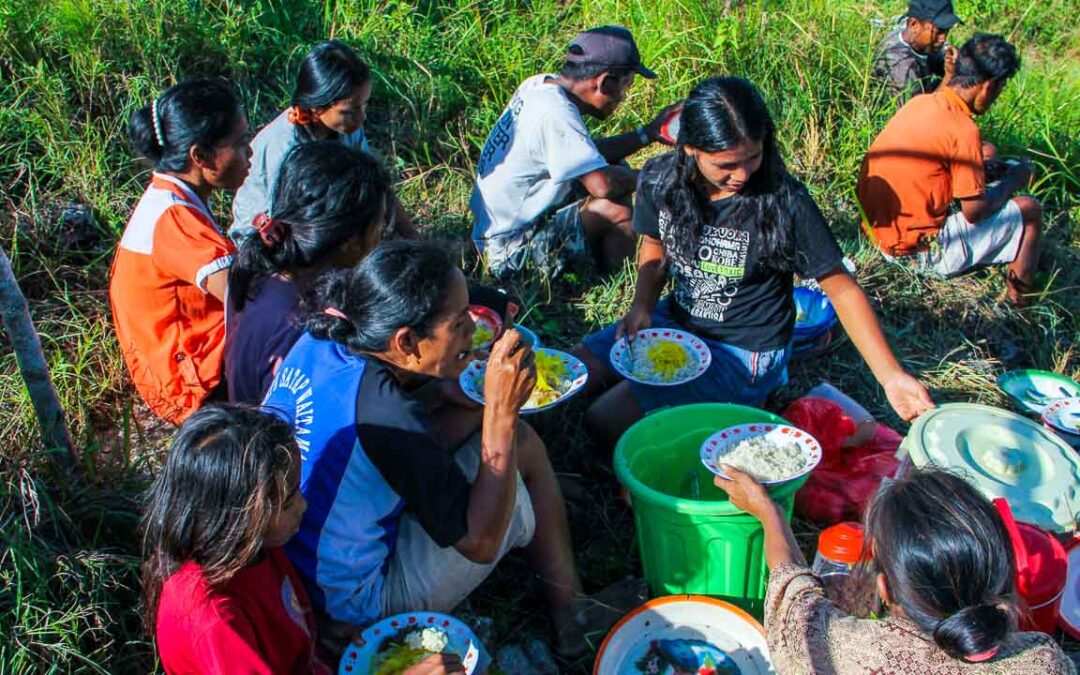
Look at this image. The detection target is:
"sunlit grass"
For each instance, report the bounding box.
[0,0,1076,670]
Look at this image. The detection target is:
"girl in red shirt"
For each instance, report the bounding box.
[142,405,465,674]
[142,404,326,674]
[110,79,252,424]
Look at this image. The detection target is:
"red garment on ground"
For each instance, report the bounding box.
[785,397,902,525]
[155,547,330,675]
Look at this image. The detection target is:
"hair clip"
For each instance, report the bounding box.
[963,647,1000,663]
[287,106,316,126]
[253,213,287,247]
[151,98,166,148]
[323,307,349,320]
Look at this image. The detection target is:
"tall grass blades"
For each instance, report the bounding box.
[0,0,1076,671]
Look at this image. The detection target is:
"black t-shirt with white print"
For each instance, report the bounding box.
[634,153,843,352]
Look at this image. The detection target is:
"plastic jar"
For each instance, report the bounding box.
[813,521,865,576]
[814,522,873,616]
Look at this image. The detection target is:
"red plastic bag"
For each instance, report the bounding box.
[783,397,902,525]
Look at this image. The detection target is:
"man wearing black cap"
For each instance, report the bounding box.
[872,0,963,104]
[471,25,678,279]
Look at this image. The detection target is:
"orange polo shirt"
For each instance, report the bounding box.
[857,87,985,256]
[109,173,235,425]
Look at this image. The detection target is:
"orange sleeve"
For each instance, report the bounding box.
[950,121,985,200]
[152,206,236,292]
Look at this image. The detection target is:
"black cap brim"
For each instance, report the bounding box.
[933,10,962,29]
[635,63,658,79]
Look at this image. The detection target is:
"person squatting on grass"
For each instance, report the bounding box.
[110,78,251,425]
[858,33,1043,306]
[140,404,326,673]
[231,40,417,242]
[141,405,465,675]
[713,466,1076,674]
[470,25,680,279]
[261,240,593,656]
[872,0,962,105]
[573,77,934,448]
[224,141,390,406]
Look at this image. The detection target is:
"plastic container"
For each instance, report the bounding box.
[791,327,835,361]
[994,499,1067,634]
[1057,541,1080,639]
[900,403,1080,533]
[792,287,837,340]
[813,522,875,616]
[614,403,808,616]
[813,522,865,576]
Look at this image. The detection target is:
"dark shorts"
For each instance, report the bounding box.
[582,297,791,412]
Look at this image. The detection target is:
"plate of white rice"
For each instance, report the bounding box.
[700,423,822,485]
[609,328,711,387]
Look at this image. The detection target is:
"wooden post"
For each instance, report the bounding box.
[0,244,75,467]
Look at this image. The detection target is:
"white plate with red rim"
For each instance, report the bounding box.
[339,611,488,675]
[609,328,711,387]
[1042,397,1080,437]
[1059,542,1080,640]
[700,423,822,486]
[468,305,503,351]
[459,348,588,415]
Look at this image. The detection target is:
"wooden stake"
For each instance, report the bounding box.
[0,244,75,467]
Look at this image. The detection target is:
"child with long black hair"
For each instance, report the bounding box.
[233,40,416,240]
[142,404,324,673]
[224,140,390,405]
[714,466,1074,673]
[575,77,934,445]
[143,405,466,674]
[111,78,251,425]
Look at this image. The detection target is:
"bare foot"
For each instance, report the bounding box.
[1005,270,1034,307]
[553,578,650,657]
[552,606,588,658]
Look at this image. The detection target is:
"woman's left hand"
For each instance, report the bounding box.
[713,466,775,520]
[882,371,935,421]
[715,466,806,568]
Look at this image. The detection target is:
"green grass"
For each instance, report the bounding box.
[0,0,1077,672]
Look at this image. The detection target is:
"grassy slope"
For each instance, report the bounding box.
[0,0,1077,671]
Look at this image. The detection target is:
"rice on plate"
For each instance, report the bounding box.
[631,340,700,383]
[717,435,804,482]
[339,611,489,675]
[701,423,822,485]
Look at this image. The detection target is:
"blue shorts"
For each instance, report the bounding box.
[582,297,791,412]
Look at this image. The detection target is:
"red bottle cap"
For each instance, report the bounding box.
[818,522,867,565]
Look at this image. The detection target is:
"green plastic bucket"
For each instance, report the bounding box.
[614,403,808,616]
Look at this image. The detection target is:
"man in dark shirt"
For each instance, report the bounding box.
[873,0,962,104]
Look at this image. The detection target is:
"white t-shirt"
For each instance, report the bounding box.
[231,109,370,237]
[469,75,608,248]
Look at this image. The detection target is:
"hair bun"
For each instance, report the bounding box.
[129,104,165,163]
[932,602,1012,661]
